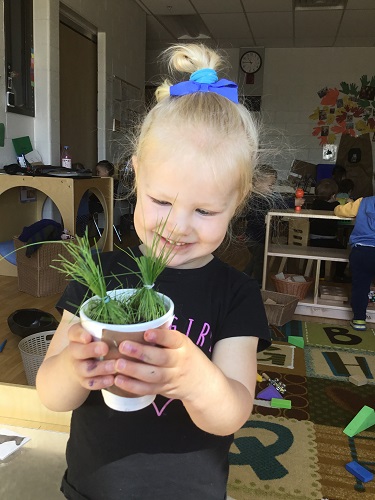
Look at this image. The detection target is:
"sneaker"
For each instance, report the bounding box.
[350,320,367,331]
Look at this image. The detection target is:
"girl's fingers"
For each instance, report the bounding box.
[68,322,93,344]
[69,338,109,361]
[72,357,117,390]
[82,374,115,391]
[113,371,158,396]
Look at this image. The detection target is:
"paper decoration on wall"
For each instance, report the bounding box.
[322,144,337,161]
[309,75,375,146]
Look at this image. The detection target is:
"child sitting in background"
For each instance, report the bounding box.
[89,159,118,215]
[244,166,305,285]
[331,164,346,185]
[310,178,349,282]
[337,178,354,205]
[94,159,115,177]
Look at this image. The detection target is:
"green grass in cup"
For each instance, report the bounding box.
[51,215,175,324]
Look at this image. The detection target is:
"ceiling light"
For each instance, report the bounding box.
[294,0,347,10]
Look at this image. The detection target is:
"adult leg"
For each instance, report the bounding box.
[349,246,375,321]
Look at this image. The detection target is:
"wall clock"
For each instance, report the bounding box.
[240,50,262,75]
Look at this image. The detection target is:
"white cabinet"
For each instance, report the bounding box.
[261,209,375,322]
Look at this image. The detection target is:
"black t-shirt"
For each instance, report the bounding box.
[57,247,271,500]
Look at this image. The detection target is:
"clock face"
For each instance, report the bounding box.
[240,51,262,74]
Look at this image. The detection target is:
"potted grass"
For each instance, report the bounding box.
[50,221,175,412]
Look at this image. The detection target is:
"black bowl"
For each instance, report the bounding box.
[7,309,59,338]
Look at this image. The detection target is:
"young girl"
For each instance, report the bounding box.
[36,44,271,500]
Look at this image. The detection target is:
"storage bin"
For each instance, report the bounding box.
[270,273,314,300]
[18,330,55,385]
[261,290,299,326]
[14,237,71,297]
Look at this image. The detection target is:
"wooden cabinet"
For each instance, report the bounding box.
[0,175,113,276]
[261,209,375,322]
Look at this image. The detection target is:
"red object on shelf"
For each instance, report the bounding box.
[295,188,304,212]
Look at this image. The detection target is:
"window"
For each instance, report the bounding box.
[4,0,34,116]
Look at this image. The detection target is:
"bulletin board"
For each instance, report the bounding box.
[110,76,143,161]
[111,76,142,133]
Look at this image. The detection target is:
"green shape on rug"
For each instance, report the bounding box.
[343,405,375,437]
[288,335,304,348]
[271,398,292,409]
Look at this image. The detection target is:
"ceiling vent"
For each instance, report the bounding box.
[294,0,347,9]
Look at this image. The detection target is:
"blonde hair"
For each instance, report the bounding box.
[134,44,259,217]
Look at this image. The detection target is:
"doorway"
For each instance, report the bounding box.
[59,17,97,170]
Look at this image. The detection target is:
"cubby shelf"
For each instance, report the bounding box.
[262,209,375,322]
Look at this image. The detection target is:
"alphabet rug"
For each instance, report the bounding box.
[229,320,375,500]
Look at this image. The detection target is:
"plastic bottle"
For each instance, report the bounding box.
[295,187,304,212]
[61,146,72,169]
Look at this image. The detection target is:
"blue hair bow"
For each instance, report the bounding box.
[170,72,238,103]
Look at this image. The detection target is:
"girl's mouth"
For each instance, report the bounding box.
[165,237,186,247]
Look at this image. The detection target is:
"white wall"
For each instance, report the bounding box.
[262,47,375,179]
[0,0,146,167]
[146,46,375,181]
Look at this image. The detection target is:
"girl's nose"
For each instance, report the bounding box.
[165,208,190,238]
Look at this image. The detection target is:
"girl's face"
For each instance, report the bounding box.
[133,149,240,269]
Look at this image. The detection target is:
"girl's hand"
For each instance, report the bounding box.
[66,323,117,391]
[113,328,207,401]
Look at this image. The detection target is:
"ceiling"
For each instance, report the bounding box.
[135,0,375,51]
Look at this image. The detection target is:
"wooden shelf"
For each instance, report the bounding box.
[262,209,358,321]
[267,244,350,262]
[0,176,114,276]
[268,208,353,221]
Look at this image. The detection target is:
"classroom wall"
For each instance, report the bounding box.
[262,47,375,180]
[146,46,375,182]
[0,0,146,167]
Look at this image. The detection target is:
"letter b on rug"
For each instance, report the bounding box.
[324,326,362,346]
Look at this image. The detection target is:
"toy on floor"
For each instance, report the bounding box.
[270,398,292,409]
[261,372,286,395]
[343,405,375,437]
[345,461,374,483]
[288,335,304,348]
[348,374,368,386]
[257,384,283,401]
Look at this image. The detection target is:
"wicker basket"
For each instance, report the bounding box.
[261,290,299,326]
[18,330,55,385]
[270,273,314,300]
[14,237,71,297]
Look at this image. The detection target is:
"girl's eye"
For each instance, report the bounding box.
[150,197,171,206]
[196,208,215,216]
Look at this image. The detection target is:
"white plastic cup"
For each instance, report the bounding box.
[80,289,174,412]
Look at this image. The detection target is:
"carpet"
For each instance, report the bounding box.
[228,321,375,500]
